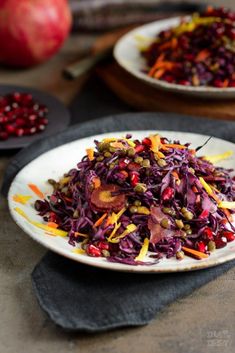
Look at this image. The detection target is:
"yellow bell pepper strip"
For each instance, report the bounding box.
[182,246,209,260]
[73,248,86,255]
[218,201,235,210]
[199,177,221,203]
[13,194,32,205]
[28,184,44,199]
[86,148,94,161]
[14,207,68,237]
[106,208,126,226]
[135,238,149,261]
[203,150,233,164]
[93,213,107,228]
[107,222,121,242]
[102,137,135,148]
[149,134,165,159]
[108,224,137,243]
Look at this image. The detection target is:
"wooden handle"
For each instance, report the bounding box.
[63,49,112,80]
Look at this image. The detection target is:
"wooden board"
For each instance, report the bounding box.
[94,28,235,121]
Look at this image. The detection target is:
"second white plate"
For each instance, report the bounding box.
[114,17,235,99]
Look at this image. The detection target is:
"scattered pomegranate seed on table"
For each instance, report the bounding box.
[0,92,49,141]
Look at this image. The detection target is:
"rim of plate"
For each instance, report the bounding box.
[114,17,235,95]
[7,130,235,273]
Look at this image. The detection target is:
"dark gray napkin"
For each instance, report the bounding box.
[32,252,235,332]
[3,111,235,332]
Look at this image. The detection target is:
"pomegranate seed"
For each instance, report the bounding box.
[97,241,109,250]
[39,118,48,125]
[164,75,174,83]
[196,241,206,253]
[178,80,191,86]
[213,79,224,88]
[229,81,235,87]
[5,124,15,134]
[119,158,129,169]
[199,210,209,219]
[221,231,235,242]
[87,244,101,257]
[202,227,214,241]
[0,91,48,141]
[129,171,139,186]
[11,92,21,102]
[214,236,227,249]
[135,144,145,153]
[15,118,25,127]
[142,137,151,146]
[15,128,24,137]
[162,187,174,201]
[4,105,11,112]
[28,114,37,122]
[24,127,37,135]
[0,116,8,124]
[127,162,141,171]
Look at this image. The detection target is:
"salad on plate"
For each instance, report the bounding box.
[32,133,235,266]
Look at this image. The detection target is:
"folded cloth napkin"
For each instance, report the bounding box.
[3,111,235,332]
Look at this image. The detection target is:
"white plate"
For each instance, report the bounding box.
[114,17,235,99]
[8,130,235,273]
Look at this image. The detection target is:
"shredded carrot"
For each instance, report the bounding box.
[148,54,165,76]
[195,49,210,62]
[148,60,176,77]
[222,79,229,88]
[86,148,94,161]
[192,186,198,193]
[154,68,165,79]
[93,177,101,189]
[47,222,58,228]
[93,213,107,228]
[190,149,196,155]
[28,184,44,199]
[74,232,88,238]
[207,5,213,13]
[182,246,209,259]
[162,143,187,150]
[172,171,179,180]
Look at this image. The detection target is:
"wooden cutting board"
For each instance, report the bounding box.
[93,28,235,121]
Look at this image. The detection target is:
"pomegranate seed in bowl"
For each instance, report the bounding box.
[0,91,49,141]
